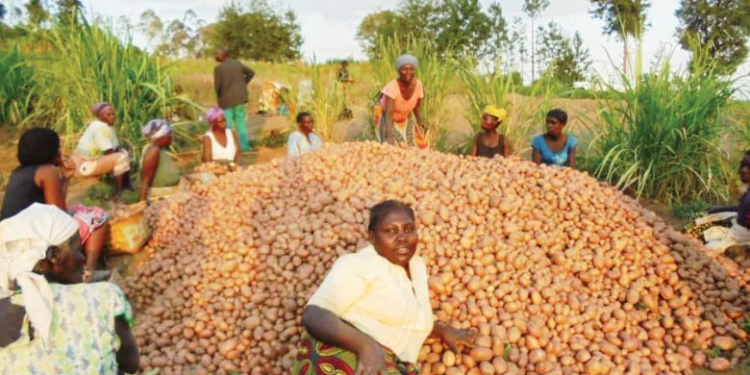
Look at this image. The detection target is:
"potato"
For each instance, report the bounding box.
[708,357,731,372]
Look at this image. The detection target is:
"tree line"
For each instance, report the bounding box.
[1,0,748,79]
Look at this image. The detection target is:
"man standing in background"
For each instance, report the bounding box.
[214,48,254,151]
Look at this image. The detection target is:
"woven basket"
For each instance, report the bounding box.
[109,205,151,254]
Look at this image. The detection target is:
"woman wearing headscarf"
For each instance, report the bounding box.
[139,119,181,202]
[72,102,131,193]
[0,203,139,375]
[1,127,109,283]
[203,107,241,165]
[292,200,476,375]
[470,105,511,158]
[373,54,429,149]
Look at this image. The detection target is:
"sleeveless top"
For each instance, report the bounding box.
[140,146,181,188]
[1,165,45,221]
[475,133,505,158]
[205,128,237,162]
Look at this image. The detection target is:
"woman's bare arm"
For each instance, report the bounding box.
[301,305,387,375]
[383,97,396,144]
[139,145,160,201]
[532,147,542,165]
[202,136,212,163]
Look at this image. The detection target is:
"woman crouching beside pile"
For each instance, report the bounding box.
[1,127,110,282]
[293,200,476,375]
[0,204,139,375]
[139,119,181,202]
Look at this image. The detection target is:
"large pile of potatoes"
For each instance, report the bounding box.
[122,142,749,375]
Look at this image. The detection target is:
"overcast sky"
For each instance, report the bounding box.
[8,0,746,94]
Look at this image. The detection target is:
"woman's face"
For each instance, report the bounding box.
[99,106,116,126]
[740,165,750,184]
[212,114,227,130]
[154,134,173,148]
[369,209,419,268]
[546,116,565,136]
[398,64,416,83]
[44,233,85,284]
[482,114,500,131]
[299,115,314,133]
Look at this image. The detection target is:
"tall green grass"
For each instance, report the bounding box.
[585,58,735,204]
[371,35,459,150]
[302,63,348,142]
[727,101,750,163]
[0,48,38,127]
[23,21,201,158]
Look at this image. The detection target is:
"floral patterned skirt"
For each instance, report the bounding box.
[373,106,429,150]
[292,332,420,375]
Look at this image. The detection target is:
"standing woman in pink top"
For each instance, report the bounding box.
[374,54,429,149]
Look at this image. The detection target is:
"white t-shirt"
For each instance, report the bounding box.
[287,131,322,157]
[307,245,434,363]
[204,129,237,162]
[75,120,119,158]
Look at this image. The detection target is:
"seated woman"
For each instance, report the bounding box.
[470,105,511,158]
[687,162,750,254]
[203,107,241,165]
[287,112,323,157]
[139,119,181,202]
[0,203,139,374]
[293,200,476,374]
[72,102,131,193]
[1,127,109,282]
[531,109,578,169]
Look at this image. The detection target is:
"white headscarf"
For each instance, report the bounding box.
[0,203,79,349]
[396,54,418,70]
[141,119,172,142]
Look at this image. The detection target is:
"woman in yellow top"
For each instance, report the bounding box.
[374,55,428,149]
[293,200,476,375]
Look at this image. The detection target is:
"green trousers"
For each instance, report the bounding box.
[224,103,250,151]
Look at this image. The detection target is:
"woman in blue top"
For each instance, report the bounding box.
[531,109,578,169]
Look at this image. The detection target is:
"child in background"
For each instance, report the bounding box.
[531,109,578,169]
[470,105,511,158]
[287,112,323,157]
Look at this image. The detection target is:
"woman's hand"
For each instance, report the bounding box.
[61,158,76,180]
[440,324,478,353]
[356,340,388,375]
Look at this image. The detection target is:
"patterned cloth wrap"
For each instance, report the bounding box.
[684,212,735,240]
[372,105,428,150]
[293,332,420,375]
[68,204,108,244]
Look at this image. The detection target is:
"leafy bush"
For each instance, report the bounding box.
[260,129,291,148]
[584,59,734,205]
[19,21,201,160]
[82,183,114,207]
[0,48,38,127]
[671,200,709,219]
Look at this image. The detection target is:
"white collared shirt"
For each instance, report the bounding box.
[287,131,322,157]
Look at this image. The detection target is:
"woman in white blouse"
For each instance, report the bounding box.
[287,112,322,157]
[202,107,241,165]
[293,200,476,375]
